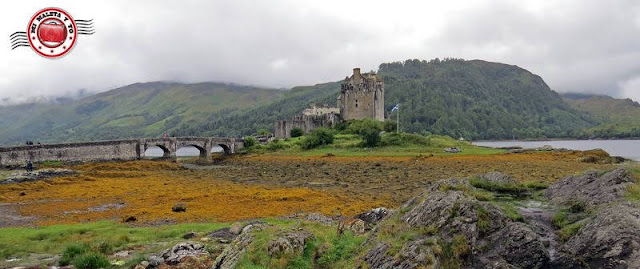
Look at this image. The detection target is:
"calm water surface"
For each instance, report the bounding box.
[474,140,640,161]
[144,145,224,157]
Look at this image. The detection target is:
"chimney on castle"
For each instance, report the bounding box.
[353,68,361,79]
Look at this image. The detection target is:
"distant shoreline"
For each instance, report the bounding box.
[472,138,640,143]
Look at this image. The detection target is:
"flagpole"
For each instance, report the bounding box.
[397,104,400,133]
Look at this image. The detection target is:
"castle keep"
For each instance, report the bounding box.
[275,68,385,138]
[338,68,385,121]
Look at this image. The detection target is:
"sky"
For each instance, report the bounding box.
[2,0,640,103]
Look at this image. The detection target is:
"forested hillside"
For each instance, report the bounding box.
[0,59,616,145]
[379,59,596,139]
[0,82,283,145]
[563,94,640,138]
[177,59,597,140]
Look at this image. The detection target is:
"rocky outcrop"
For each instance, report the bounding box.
[552,202,640,269]
[213,222,266,269]
[546,168,635,207]
[1,168,76,184]
[362,174,550,269]
[545,167,640,268]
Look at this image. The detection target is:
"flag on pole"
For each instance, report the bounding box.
[391,104,399,111]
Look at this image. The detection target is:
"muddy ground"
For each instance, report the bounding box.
[0,151,614,227]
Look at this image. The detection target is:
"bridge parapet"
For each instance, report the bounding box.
[0,136,244,166]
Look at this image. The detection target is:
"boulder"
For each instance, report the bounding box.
[228,222,244,235]
[208,227,237,241]
[182,232,197,239]
[546,168,635,207]
[155,242,208,265]
[267,231,313,256]
[355,207,390,229]
[553,202,640,269]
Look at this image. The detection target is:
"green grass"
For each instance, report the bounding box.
[469,178,529,196]
[493,202,525,222]
[0,170,14,181]
[626,165,640,201]
[249,133,503,157]
[0,221,228,260]
[558,222,584,242]
[235,218,365,269]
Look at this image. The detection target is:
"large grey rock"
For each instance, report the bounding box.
[157,242,208,265]
[553,202,640,269]
[267,231,313,256]
[545,168,634,207]
[213,223,266,269]
[355,207,389,229]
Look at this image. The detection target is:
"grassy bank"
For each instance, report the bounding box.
[248,133,503,157]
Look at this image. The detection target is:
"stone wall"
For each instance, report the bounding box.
[0,137,243,167]
[0,140,141,167]
[275,113,338,138]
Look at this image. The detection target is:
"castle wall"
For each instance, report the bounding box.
[274,113,338,138]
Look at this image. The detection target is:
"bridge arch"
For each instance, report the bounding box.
[217,144,232,155]
[144,144,172,158]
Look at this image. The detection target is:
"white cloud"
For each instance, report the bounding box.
[1,0,640,103]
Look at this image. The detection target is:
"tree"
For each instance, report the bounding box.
[290,127,304,138]
[257,129,271,136]
[243,136,257,148]
[301,128,335,149]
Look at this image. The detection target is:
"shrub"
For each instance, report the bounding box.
[380,132,431,146]
[243,136,257,148]
[344,119,383,147]
[345,119,383,135]
[265,140,287,151]
[383,120,397,132]
[333,121,347,131]
[290,128,304,138]
[568,199,586,213]
[360,128,381,147]
[257,129,271,136]
[301,128,335,149]
[60,244,89,266]
[72,253,110,269]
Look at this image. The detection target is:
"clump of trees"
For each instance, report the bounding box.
[301,128,335,149]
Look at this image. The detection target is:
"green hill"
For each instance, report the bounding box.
[0,59,612,145]
[176,59,596,140]
[563,94,640,138]
[0,82,283,145]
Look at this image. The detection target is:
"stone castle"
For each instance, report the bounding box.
[275,68,384,138]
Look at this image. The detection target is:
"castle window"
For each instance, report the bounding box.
[355,99,358,108]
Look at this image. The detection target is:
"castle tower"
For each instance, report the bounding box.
[339,68,384,121]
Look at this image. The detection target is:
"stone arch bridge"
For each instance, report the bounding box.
[0,137,243,167]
